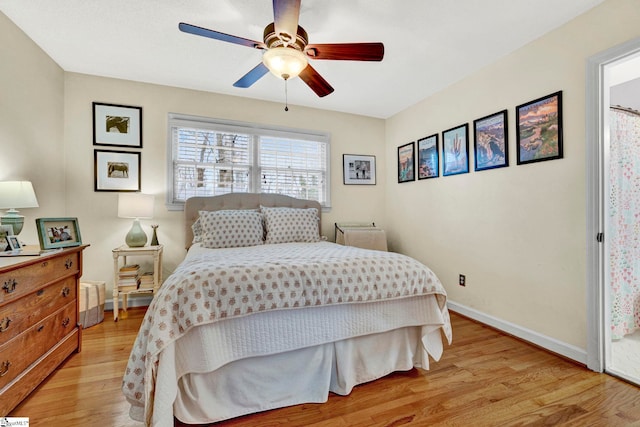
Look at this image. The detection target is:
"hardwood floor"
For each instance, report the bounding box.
[9,308,640,426]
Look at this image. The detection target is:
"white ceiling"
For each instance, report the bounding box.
[0,0,604,118]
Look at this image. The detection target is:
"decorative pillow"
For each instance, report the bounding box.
[191,217,203,244]
[198,210,264,249]
[261,206,320,244]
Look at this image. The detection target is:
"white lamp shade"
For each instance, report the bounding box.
[263,47,308,80]
[118,193,154,219]
[0,181,39,209]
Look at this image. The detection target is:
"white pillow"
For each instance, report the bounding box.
[198,210,264,249]
[261,206,320,244]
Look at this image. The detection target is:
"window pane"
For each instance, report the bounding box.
[168,115,330,208]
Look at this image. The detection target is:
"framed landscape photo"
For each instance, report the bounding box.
[93,102,142,148]
[94,150,141,192]
[36,217,82,250]
[442,123,469,176]
[417,134,439,179]
[343,154,376,185]
[474,110,509,171]
[516,91,563,165]
[397,142,415,183]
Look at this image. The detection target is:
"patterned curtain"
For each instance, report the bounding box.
[609,107,640,340]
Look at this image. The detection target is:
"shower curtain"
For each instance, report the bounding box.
[609,106,640,340]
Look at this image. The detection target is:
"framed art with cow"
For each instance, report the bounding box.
[94,150,141,192]
[93,102,142,148]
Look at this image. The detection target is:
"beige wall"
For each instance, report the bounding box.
[385,0,640,349]
[0,12,66,245]
[63,74,386,296]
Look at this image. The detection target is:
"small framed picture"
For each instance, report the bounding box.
[0,225,13,251]
[417,134,439,179]
[36,217,82,250]
[343,154,376,185]
[398,142,415,183]
[516,91,563,165]
[442,123,469,176]
[94,150,141,192]
[93,102,142,148]
[5,235,21,251]
[474,110,509,171]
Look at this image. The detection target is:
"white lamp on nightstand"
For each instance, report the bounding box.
[0,181,39,235]
[118,193,154,247]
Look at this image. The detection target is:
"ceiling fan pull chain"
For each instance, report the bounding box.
[284,77,289,111]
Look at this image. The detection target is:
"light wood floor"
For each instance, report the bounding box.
[9,308,640,426]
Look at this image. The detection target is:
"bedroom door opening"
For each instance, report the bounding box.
[586,37,640,386]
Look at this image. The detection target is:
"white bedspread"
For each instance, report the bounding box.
[123,242,451,426]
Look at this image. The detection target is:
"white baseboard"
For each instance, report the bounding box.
[105,296,153,312]
[447,300,588,365]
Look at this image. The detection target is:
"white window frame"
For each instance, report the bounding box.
[166,113,331,210]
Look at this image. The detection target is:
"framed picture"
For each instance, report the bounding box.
[397,142,415,183]
[0,225,13,251]
[516,91,563,165]
[442,123,469,176]
[5,235,21,250]
[93,102,142,148]
[417,134,439,179]
[474,110,509,171]
[36,217,82,250]
[343,154,376,185]
[94,150,141,192]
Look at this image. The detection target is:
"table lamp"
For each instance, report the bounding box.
[0,181,39,235]
[118,193,154,247]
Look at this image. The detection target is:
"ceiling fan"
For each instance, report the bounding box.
[179,0,384,98]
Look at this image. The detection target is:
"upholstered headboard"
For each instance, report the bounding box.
[184,193,322,249]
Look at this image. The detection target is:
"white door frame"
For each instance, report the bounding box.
[585,37,640,372]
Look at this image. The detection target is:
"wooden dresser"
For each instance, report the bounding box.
[0,245,87,416]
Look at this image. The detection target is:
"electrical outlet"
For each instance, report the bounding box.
[459,274,466,286]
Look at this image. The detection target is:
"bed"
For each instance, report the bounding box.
[122,193,452,427]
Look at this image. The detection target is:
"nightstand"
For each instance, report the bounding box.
[112,244,163,321]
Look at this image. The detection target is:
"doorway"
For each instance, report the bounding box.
[586,37,640,385]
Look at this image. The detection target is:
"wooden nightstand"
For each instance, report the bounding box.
[112,244,163,321]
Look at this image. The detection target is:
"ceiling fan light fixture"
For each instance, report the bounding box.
[263,47,308,80]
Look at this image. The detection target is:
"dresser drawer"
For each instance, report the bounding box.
[0,252,79,305]
[0,301,77,389]
[0,276,77,345]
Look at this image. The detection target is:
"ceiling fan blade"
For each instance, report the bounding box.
[179,22,266,49]
[233,63,270,88]
[273,0,301,45]
[299,65,334,97]
[305,43,384,61]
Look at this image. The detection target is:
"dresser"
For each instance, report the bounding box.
[0,245,87,416]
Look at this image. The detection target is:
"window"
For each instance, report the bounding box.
[167,114,330,210]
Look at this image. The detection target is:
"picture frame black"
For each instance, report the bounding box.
[93,102,143,148]
[94,149,141,192]
[516,91,563,165]
[5,235,21,251]
[397,142,415,183]
[474,110,509,171]
[36,217,82,250]
[343,154,376,185]
[417,134,439,179]
[442,123,469,176]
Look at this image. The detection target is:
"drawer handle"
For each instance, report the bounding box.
[65,259,73,269]
[61,287,71,297]
[2,278,17,294]
[37,324,45,332]
[0,317,11,332]
[41,261,48,267]
[0,360,10,377]
[37,289,45,296]
[62,317,70,328]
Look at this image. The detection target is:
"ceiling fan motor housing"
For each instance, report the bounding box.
[263,22,308,51]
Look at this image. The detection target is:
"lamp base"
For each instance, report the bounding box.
[1,210,25,235]
[125,219,147,247]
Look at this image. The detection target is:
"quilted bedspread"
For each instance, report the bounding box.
[122,241,451,424]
